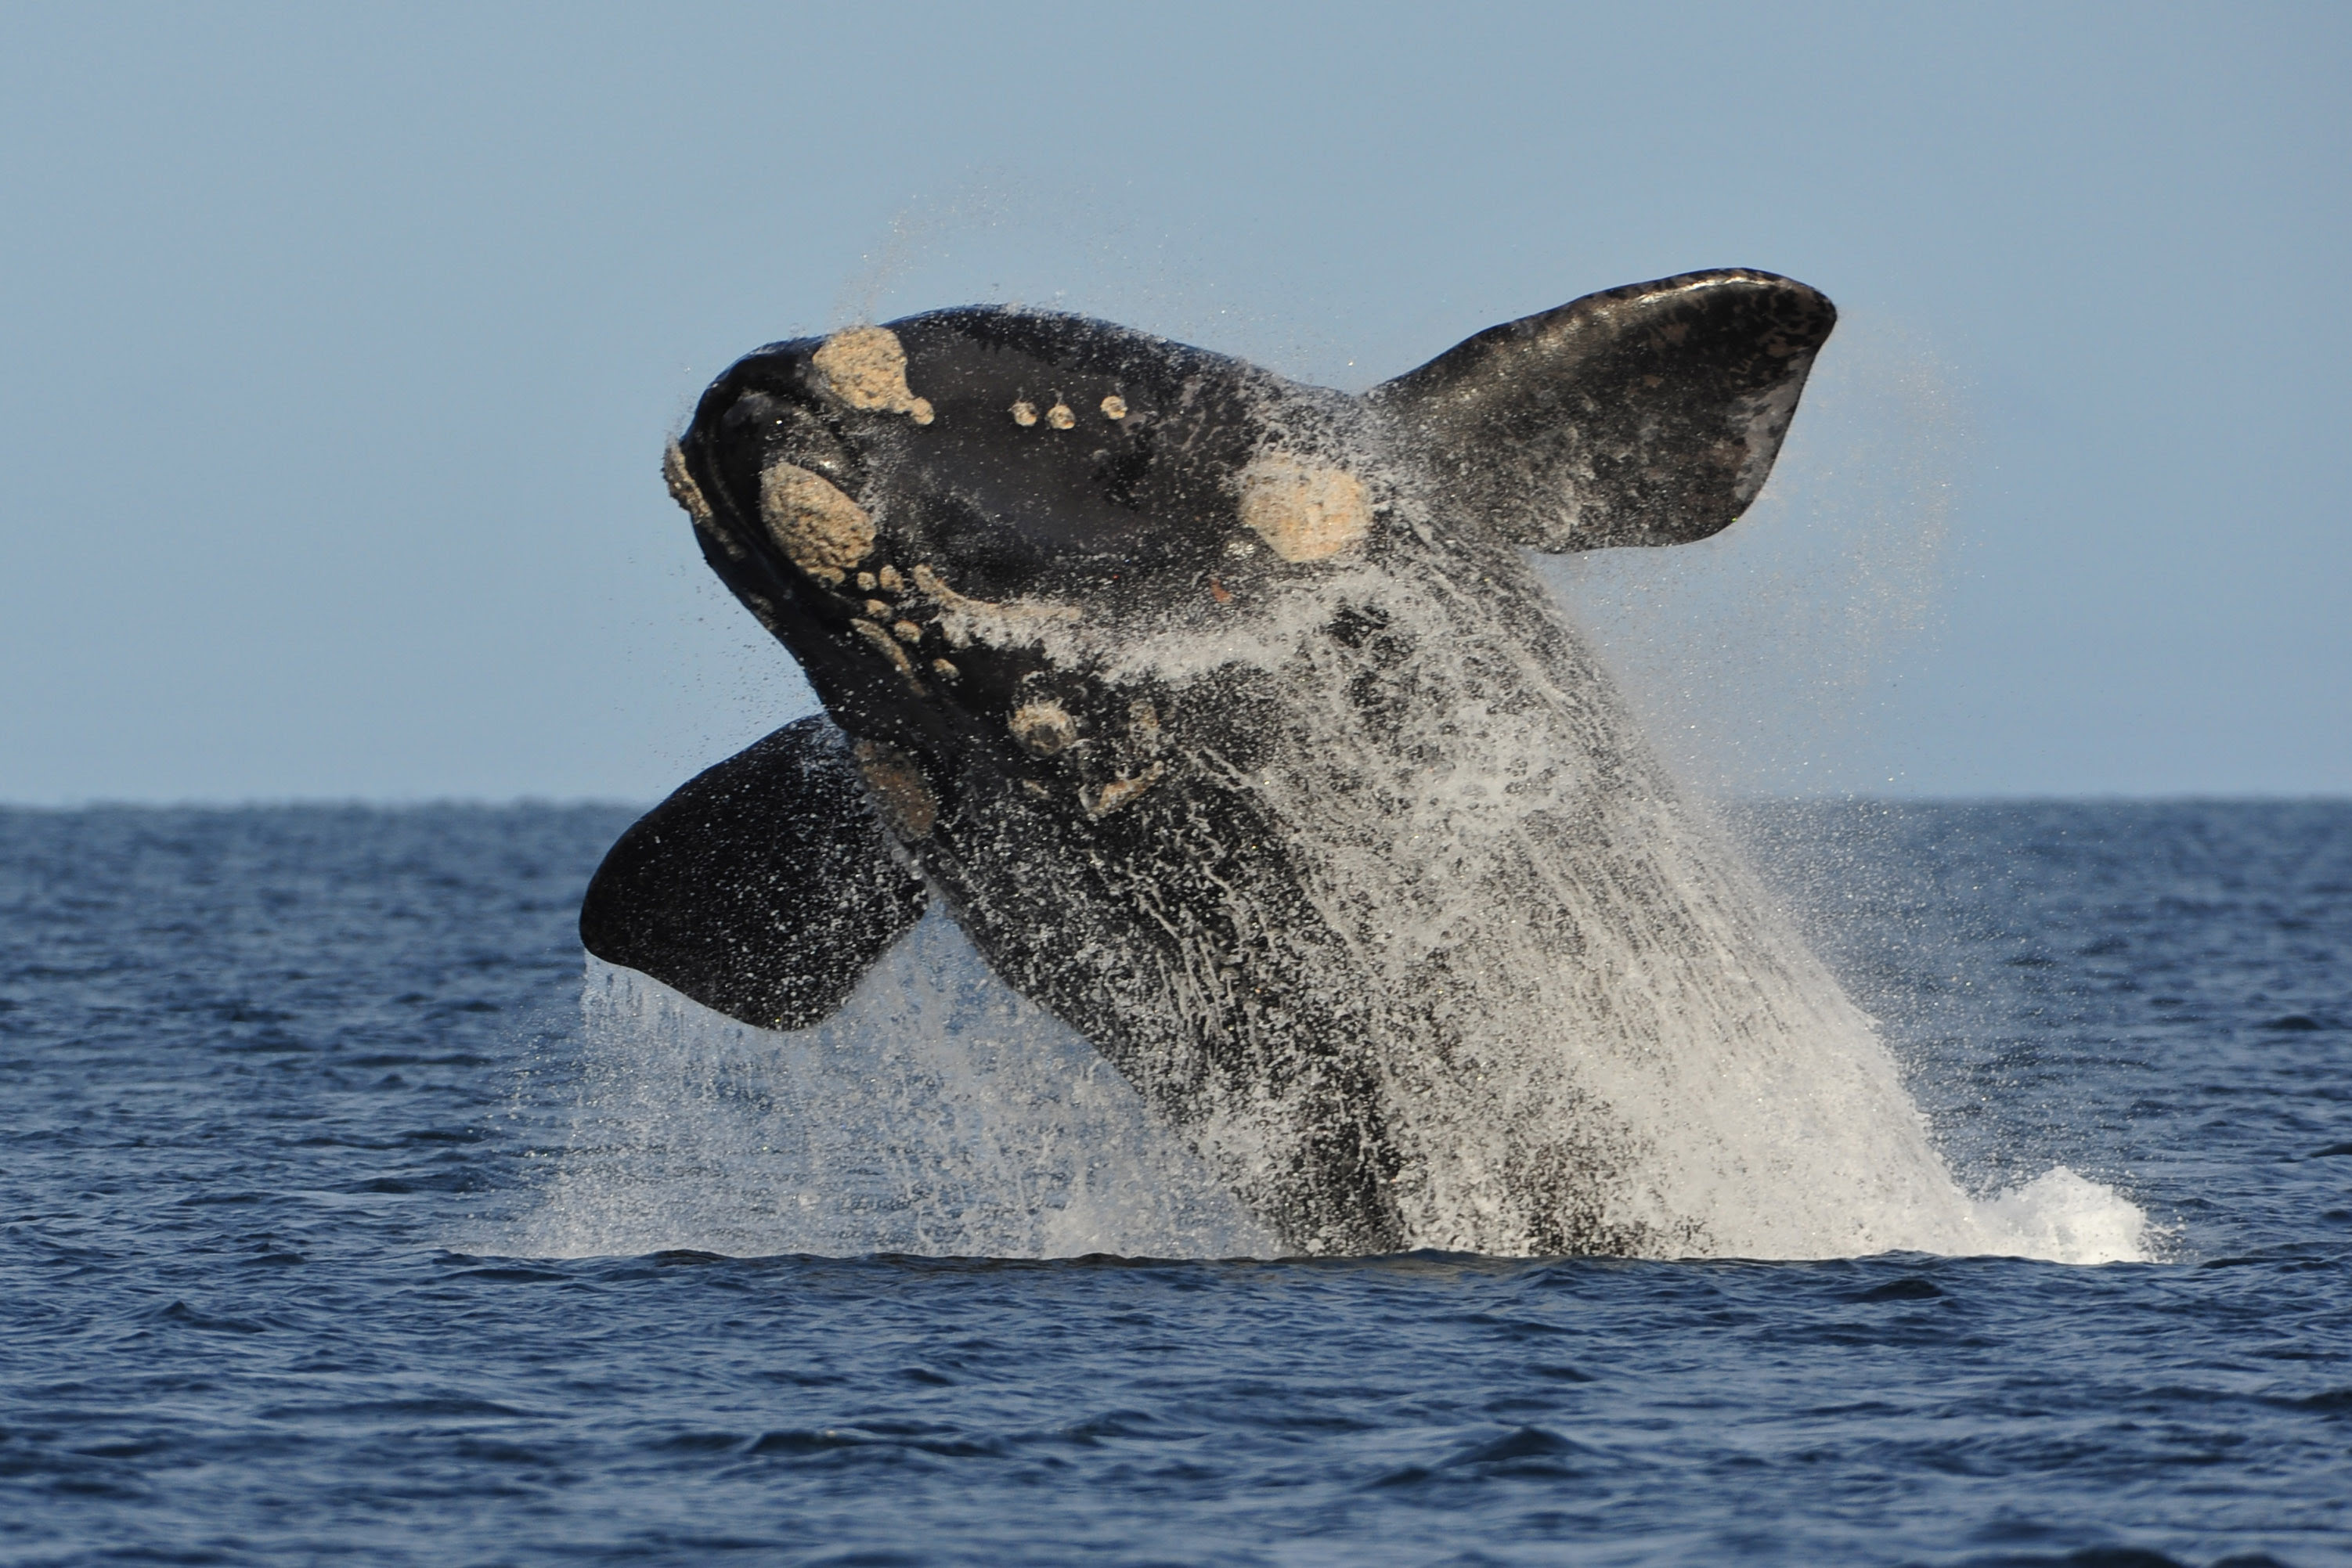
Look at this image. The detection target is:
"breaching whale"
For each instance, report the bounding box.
[583,269,1972,1259]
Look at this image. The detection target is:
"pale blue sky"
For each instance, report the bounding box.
[2,2,2344,801]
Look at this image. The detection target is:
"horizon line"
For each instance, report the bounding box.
[3,791,2347,813]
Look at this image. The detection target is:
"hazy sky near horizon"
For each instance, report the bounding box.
[2,3,2345,802]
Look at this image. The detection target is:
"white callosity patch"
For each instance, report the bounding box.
[664,440,756,568]
[1007,700,1078,757]
[850,618,925,694]
[1236,456,1373,562]
[759,462,875,583]
[812,326,935,424]
[662,442,716,526]
[509,925,1276,1261]
[1084,764,1162,817]
[909,563,1082,654]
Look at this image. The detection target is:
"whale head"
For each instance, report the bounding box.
[661,270,1834,798]
[662,308,1398,772]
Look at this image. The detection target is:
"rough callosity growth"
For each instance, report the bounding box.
[811,326,935,425]
[759,462,875,582]
[1236,456,1372,562]
[580,271,1998,1260]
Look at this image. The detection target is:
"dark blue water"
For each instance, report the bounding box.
[3,802,2347,1566]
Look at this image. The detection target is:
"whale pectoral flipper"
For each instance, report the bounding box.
[1373,268,1836,552]
[579,715,929,1029]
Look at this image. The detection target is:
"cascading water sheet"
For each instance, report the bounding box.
[514,914,1276,1261]
[521,556,2152,1267]
[522,526,2152,1264]
[519,858,2146,1266]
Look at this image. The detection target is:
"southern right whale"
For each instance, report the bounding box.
[583,269,1998,1258]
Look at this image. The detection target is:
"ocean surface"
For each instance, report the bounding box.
[2,799,2347,1566]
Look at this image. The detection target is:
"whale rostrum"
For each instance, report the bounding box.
[583,269,1855,1257]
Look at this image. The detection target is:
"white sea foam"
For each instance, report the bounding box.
[1964,1166,2150,1264]
[510,922,2145,1266]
